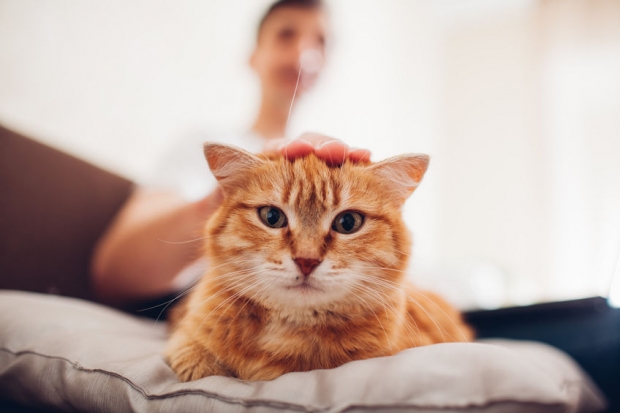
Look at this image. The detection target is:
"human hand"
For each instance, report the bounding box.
[263,132,371,166]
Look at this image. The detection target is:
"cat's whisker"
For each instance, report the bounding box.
[156,236,209,245]
[187,274,256,305]
[351,273,461,343]
[152,280,209,323]
[348,273,435,337]
[349,281,422,342]
[226,278,275,326]
[140,275,220,323]
[139,280,204,314]
[361,265,408,274]
[194,282,259,332]
[347,284,394,351]
[206,267,265,285]
[368,282,467,341]
[396,250,413,258]
[406,288,472,343]
[185,272,258,319]
[194,259,272,284]
[202,276,276,330]
[193,269,274,331]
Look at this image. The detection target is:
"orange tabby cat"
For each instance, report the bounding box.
[166,143,473,382]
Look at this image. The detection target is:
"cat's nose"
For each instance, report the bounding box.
[294,257,322,277]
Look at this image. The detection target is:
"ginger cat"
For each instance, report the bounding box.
[166,143,473,382]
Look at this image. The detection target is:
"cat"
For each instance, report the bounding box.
[166,142,473,382]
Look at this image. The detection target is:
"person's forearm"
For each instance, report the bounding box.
[91,188,220,305]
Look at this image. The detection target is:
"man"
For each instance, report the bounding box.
[91,0,370,305]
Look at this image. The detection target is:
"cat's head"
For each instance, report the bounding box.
[202,143,428,315]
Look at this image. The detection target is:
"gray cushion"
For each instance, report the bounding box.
[0,291,606,412]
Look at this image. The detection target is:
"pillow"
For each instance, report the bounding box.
[0,291,606,413]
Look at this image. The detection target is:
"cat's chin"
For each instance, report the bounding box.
[286,281,323,294]
[262,280,338,311]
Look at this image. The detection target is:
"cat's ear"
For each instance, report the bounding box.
[203,143,264,192]
[369,154,429,205]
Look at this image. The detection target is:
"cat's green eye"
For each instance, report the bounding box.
[258,206,288,229]
[332,211,364,235]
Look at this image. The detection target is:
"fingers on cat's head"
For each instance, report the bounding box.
[203,142,429,205]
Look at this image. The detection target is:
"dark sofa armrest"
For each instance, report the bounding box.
[0,124,134,302]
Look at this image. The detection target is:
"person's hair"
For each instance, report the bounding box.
[256,0,324,41]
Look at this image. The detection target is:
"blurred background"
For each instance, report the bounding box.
[1,0,619,310]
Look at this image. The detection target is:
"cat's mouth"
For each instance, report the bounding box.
[286,280,323,293]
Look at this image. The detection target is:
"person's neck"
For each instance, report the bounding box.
[251,95,291,140]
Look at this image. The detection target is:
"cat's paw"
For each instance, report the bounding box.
[166,341,233,382]
[244,368,285,381]
[169,354,211,382]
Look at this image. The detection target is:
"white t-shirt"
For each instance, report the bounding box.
[147,130,266,201]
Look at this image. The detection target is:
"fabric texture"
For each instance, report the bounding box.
[0,291,606,413]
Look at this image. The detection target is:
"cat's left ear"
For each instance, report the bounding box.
[369,154,429,205]
[204,143,264,194]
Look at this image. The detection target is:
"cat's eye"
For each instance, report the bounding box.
[258,206,288,229]
[332,211,364,234]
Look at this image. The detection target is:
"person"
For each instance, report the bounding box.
[90,0,371,306]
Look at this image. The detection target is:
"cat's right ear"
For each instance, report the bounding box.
[203,143,264,193]
[369,153,430,206]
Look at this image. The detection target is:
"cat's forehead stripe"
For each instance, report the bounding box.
[332,179,341,208]
[318,176,327,202]
[287,164,343,226]
[281,175,292,205]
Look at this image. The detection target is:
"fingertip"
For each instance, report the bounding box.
[315,140,348,166]
[349,148,372,163]
[281,138,314,159]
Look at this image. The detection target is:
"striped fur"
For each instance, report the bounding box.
[166,144,473,382]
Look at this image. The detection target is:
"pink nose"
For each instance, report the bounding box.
[294,258,322,277]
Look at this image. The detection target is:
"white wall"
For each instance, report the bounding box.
[1,0,619,309]
[0,0,268,178]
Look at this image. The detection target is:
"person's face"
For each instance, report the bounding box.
[250,6,328,103]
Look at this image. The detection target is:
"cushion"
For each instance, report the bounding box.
[0,291,606,413]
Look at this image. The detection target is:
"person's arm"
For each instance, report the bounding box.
[90,135,370,305]
[91,187,222,305]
